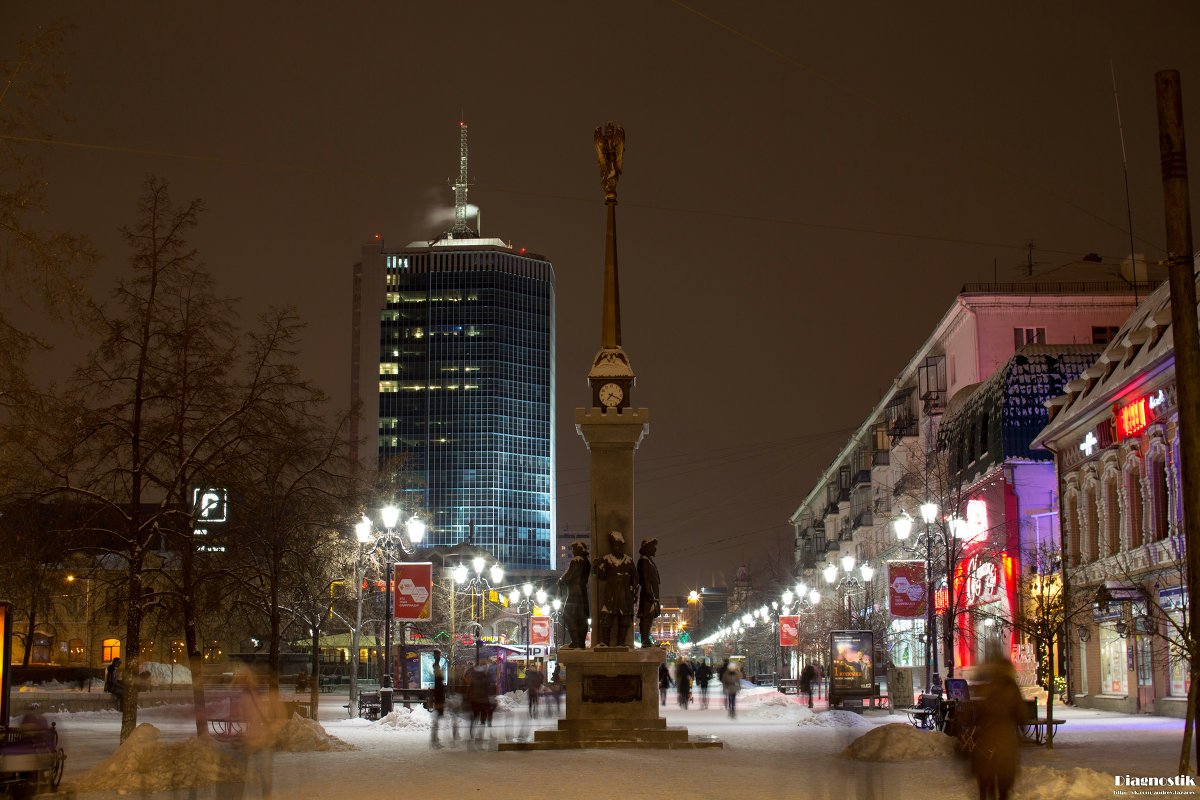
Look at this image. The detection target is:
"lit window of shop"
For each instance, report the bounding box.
[1162,588,1190,697]
[102,638,121,662]
[68,639,85,663]
[171,640,186,664]
[203,640,222,662]
[1099,622,1128,696]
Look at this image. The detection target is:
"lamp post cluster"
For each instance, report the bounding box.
[354,504,425,716]
[451,557,505,665]
[892,500,942,693]
[823,554,875,629]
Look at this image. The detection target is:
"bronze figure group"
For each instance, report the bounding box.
[557,531,660,649]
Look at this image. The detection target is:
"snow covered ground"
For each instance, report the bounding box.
[24,685,1197,799]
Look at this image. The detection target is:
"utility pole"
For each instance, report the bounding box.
[1155,69,1200,776]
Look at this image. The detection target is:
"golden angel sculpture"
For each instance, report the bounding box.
[594,122,625,201]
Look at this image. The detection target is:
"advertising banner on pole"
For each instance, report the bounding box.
[530,616,552,646]
[888,560,927,618]
[779,615,799,647]
[394,562,432,621]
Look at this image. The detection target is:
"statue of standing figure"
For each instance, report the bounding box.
[636,538,660,647]
[594,531,637,647]
[558,541,591,649]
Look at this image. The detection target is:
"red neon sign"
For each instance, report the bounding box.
[933,586,949,615]
[1116,396,1149,440]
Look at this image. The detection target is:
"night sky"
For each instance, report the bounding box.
[6,2,1200,597]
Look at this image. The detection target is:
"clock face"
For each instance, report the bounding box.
[599,382,624,408]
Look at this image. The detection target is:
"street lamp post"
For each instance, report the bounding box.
[894,501,940,693]
[823,555,875,628]
[358,505,425,716]
[452,557,505,665]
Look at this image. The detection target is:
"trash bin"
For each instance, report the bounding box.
[380,686,394,716]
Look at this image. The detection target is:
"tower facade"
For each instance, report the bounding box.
[351,125,556,572]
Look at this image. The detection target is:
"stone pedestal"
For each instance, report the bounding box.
[499,648,721,750]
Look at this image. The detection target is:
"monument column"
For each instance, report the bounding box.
[500,123,717,750]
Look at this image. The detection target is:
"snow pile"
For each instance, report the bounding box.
[841,723,956,761]
[494,690,527,712]
[375,705,435,730]
[1012,766,1120,800]
[17,678,105,692]
[741,693,814,722]
[273,714,354,752]
[139,661,192,686]
[70,723,240,793]
[797,710,875,729]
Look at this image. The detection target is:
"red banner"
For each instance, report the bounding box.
[394,562,433,621]
[779,615,799,647]
[530,616,552,645]
[888,560,927,618]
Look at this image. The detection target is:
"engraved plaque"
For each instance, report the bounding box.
[582,674,642,704]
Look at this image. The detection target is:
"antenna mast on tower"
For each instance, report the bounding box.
[449,120,476,238]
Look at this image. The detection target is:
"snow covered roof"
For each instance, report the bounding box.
[938,344,1102,468]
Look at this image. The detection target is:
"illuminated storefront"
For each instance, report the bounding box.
[1035,278,1190,717]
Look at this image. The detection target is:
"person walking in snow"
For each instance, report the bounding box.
[800,662,817,709]
[658,662,673,706]
[674,659,694,709]
[103,657,124,710]
[695,660,713,709]
[721,659,742,719]
[430,649,446,748]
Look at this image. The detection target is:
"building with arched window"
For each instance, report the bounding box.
[1035,273,1192,717]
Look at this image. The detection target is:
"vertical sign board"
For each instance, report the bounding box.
[530,616,552,646]
[778,615,799,647]
[829,630,875,708]
[887,560,927,618]
[0,602,10,727]
[394,563,433,620]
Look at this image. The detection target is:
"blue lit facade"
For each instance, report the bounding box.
[376,242,555,572]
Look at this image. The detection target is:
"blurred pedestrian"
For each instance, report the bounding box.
[967,656,1027,800]
[103,656,124,710]
[233,664,278,799]
[721,659,742,719]
[695,660,713,709]
[525,662,545,718]
[800,662,817,709]
[658,662,673,706]
[674,659,694,709]
[430,649,446,748]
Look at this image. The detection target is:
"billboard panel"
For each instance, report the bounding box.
[888,560,927,618]
[394,562,433,621]
[530,616,552,646]
[829,630,875,695]
[779,615,799,647]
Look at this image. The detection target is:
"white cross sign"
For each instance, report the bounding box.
[1079,431,1098,457]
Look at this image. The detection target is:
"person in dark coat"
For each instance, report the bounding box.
[103,657,124,710]
[694,660,713,709]
[800,662,818,709]
[525,662,546,718]
[430,649,446,748]
[968,656,1028,800]
[674,659,694,709]
[658,662,673,706]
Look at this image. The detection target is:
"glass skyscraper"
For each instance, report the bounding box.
[355,239,556,572]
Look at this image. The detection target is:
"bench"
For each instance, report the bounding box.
[1020,698,1065,745]
[208,717,246,741]
[902,694,943,730]
[778,679,799,695]
[355,691,382,720]
[318,677,339,693]
[393,688,431,708]
[1,723,65,795]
